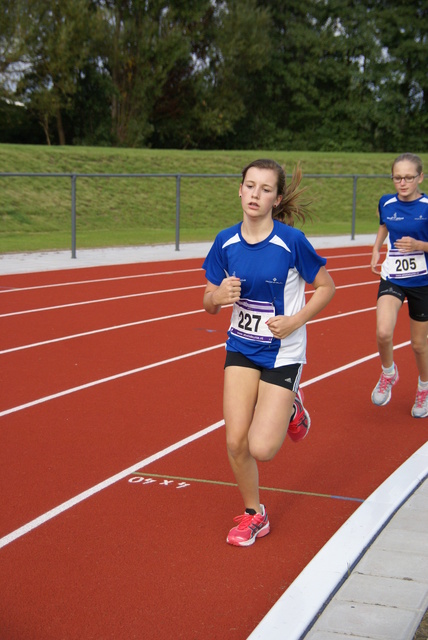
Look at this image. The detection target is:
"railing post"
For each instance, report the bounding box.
[175,174,181,251]
[71,174,77,258]
[351,176,357,240]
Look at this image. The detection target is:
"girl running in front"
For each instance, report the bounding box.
[202,158,335,547]
[371,153,428,418]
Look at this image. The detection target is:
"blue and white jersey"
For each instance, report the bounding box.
[379,193,428,287]
[202,219,326,368]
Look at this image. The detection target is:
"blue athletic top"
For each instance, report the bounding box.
[202,219,326,368]
[378,193,428,287]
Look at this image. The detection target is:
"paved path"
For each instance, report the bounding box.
[302,476,428,640]
[0,233,375,274]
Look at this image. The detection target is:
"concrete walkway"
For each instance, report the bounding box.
[0,233,375,275]
[302,476,428,640]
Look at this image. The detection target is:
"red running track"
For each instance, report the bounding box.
[0,247,427,640]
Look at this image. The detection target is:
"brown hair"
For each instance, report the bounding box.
[241,158,311,226]
[392,153,423,175]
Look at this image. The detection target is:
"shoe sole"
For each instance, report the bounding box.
[371,391,392,406]
[226,522,270,547]
[288,389,311,442]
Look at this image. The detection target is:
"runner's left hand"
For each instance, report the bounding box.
[266,315,299,340]
[394,236,418,253]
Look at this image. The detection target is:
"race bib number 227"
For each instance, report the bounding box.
[229,299,275,343]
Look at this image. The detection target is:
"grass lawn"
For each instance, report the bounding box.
[1,145,426,253]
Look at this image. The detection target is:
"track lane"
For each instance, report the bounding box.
[0,314,227,410]
[0,473,358,640]
[0,258,206,287]
[0,348,226,536]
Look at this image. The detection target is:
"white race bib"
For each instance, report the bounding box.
[229,299,275,343]
[385,249,428,279]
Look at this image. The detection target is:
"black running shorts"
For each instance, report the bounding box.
[224,351,302,392]
[377,278,428,322]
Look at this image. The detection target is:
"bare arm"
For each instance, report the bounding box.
[371,223,388,275]
[266,266,335,340]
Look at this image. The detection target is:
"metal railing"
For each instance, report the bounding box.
[0,172,390,258]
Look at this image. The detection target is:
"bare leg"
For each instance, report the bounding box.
[248,380,295,461]
[223,366,261,512]
[375,295,402,367]
[223,367,295,513]
[410,318,428,381]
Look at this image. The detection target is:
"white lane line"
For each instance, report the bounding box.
[309,305,376,324]
[0,343,226,417]
[0,284,206,318]
[0,278,378,320]
[300,340,410,387]
[0,308,207,354]
[335,280,377,289]
[0,419,225,550]
[0,258,379,296]
[1,307,410,417]
[322,251,377,259]
[328,264,375,272]
[0,268,203,293]
[0,301,370,355]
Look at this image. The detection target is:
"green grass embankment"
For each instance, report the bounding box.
[2,145,424,253]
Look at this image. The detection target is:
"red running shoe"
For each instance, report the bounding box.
[226,505,270,547]
[287,389,311,442]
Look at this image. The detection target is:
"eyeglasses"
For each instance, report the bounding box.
[391,174,420,184]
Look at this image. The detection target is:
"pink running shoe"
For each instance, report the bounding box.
[226,505,270,547]
[287,389,311,442]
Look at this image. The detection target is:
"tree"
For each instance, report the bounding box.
[15,0,104,144]
[147,0,215,148]
[0,0,24,96]
[368,0,428,150]
[0,3,15,89]
[2,0,427,150]
[197,0,273,148]
[301,0,383,151]
[98,0,214,147]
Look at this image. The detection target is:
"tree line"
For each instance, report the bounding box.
[1,0,427,151]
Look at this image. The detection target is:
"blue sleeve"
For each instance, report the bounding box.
[378,196,385,225]
[202,235,227,285]
[293,231,327,284]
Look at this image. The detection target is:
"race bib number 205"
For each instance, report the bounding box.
[229,299,275,343]
[386,249,428,279]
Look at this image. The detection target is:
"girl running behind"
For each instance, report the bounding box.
[371,153,428,418]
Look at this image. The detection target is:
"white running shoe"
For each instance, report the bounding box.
[371,367,399,406]
[411,388,428,418]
